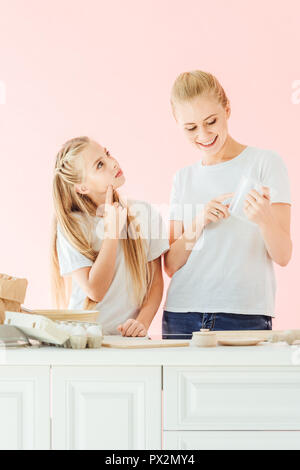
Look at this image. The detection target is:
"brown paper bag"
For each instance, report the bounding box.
[0,274,28,324]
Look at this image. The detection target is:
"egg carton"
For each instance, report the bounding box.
[53,320,103,349]
[4,311,103,349]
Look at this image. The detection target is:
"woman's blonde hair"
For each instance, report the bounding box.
[51,136,154,310]
[170,70,229,117]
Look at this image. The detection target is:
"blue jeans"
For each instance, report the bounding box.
[162,311,272,339]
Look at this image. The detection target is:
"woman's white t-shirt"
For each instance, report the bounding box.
[164,146,291,317]
[56,199,169,334]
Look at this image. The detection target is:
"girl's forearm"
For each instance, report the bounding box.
[136,263,164,330]
[88,238,119,301]
[259,215,292,266]
[164,217,205,276]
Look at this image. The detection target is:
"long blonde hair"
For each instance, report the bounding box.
[51,136,154,310]
[170,70,229,116]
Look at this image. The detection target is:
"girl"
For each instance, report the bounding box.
[51,136,169,336]
[163,70,292,339]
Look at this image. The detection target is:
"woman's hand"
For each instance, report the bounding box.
[117,318,148,337]
[97,185,127,238]
[202,192,234,226]
[243,186,272,226]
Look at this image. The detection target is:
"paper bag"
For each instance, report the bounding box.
[0,274,28,324]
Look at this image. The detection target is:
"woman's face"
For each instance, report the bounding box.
[75,140,125,198]
[174,93,231,156]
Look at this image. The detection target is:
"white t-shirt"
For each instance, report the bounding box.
[56,199,169,334]
[164,146,291,317]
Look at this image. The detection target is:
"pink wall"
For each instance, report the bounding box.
[0,0,299,332]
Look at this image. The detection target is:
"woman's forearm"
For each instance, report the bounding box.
[164,217,205,276]
[88,238,119,301]
[164,235,194,276]
[136,259,164,330]
[259,215,292,266]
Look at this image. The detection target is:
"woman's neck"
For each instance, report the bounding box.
[201,137,247,166]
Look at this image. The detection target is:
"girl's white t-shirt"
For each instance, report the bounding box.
[56,199,169,334]
[164,146,291,317]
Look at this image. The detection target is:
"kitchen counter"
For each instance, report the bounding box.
[1,338,299,366]
[1,338,300,450]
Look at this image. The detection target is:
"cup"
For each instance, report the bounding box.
[191,329,217,347]
[229,175,262,224]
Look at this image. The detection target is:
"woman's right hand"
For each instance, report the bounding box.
[97,185,127,238]
[202,192,234,226]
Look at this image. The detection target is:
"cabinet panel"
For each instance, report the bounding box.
[0,366,50,450]
[164,431,300,450]
[164,366,300,430]
[52,366,161,450]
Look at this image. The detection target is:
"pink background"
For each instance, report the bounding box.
[0,0,299,333]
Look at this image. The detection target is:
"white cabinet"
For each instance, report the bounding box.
[2,346,300,450]
[163,431,300,450]
[163,366,300,450]
[51,366,161,450]
[164,366,300,431]
[0,366,50,450]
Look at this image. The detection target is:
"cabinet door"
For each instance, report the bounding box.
[163,431,300,450]
[0,366,50,450]
[164,366,300,430]
[52,366,161,450]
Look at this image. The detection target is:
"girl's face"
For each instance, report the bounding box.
[75,140,125,199]
[174,93,231,156]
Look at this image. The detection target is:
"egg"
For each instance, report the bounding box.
[56,323,73,337]
[71,325,87,336]
[86,326,102,337]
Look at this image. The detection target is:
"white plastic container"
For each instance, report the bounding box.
[229,175,262,224]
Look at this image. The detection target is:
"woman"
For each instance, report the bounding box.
[163,70,292,338]
[51,136,169,336]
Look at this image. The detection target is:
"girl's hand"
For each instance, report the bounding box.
[97,185,127,238]
[117,319,148,337]
[243,186,271,225]
[202,192,234,226]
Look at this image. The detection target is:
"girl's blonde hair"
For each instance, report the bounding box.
[51,136,154,310]
[170,70,229,116]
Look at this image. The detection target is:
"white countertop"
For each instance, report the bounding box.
[0,338,299,366]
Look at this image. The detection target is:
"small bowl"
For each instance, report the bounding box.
[191,329,217,347]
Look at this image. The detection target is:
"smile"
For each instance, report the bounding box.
[198,135,218,148]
